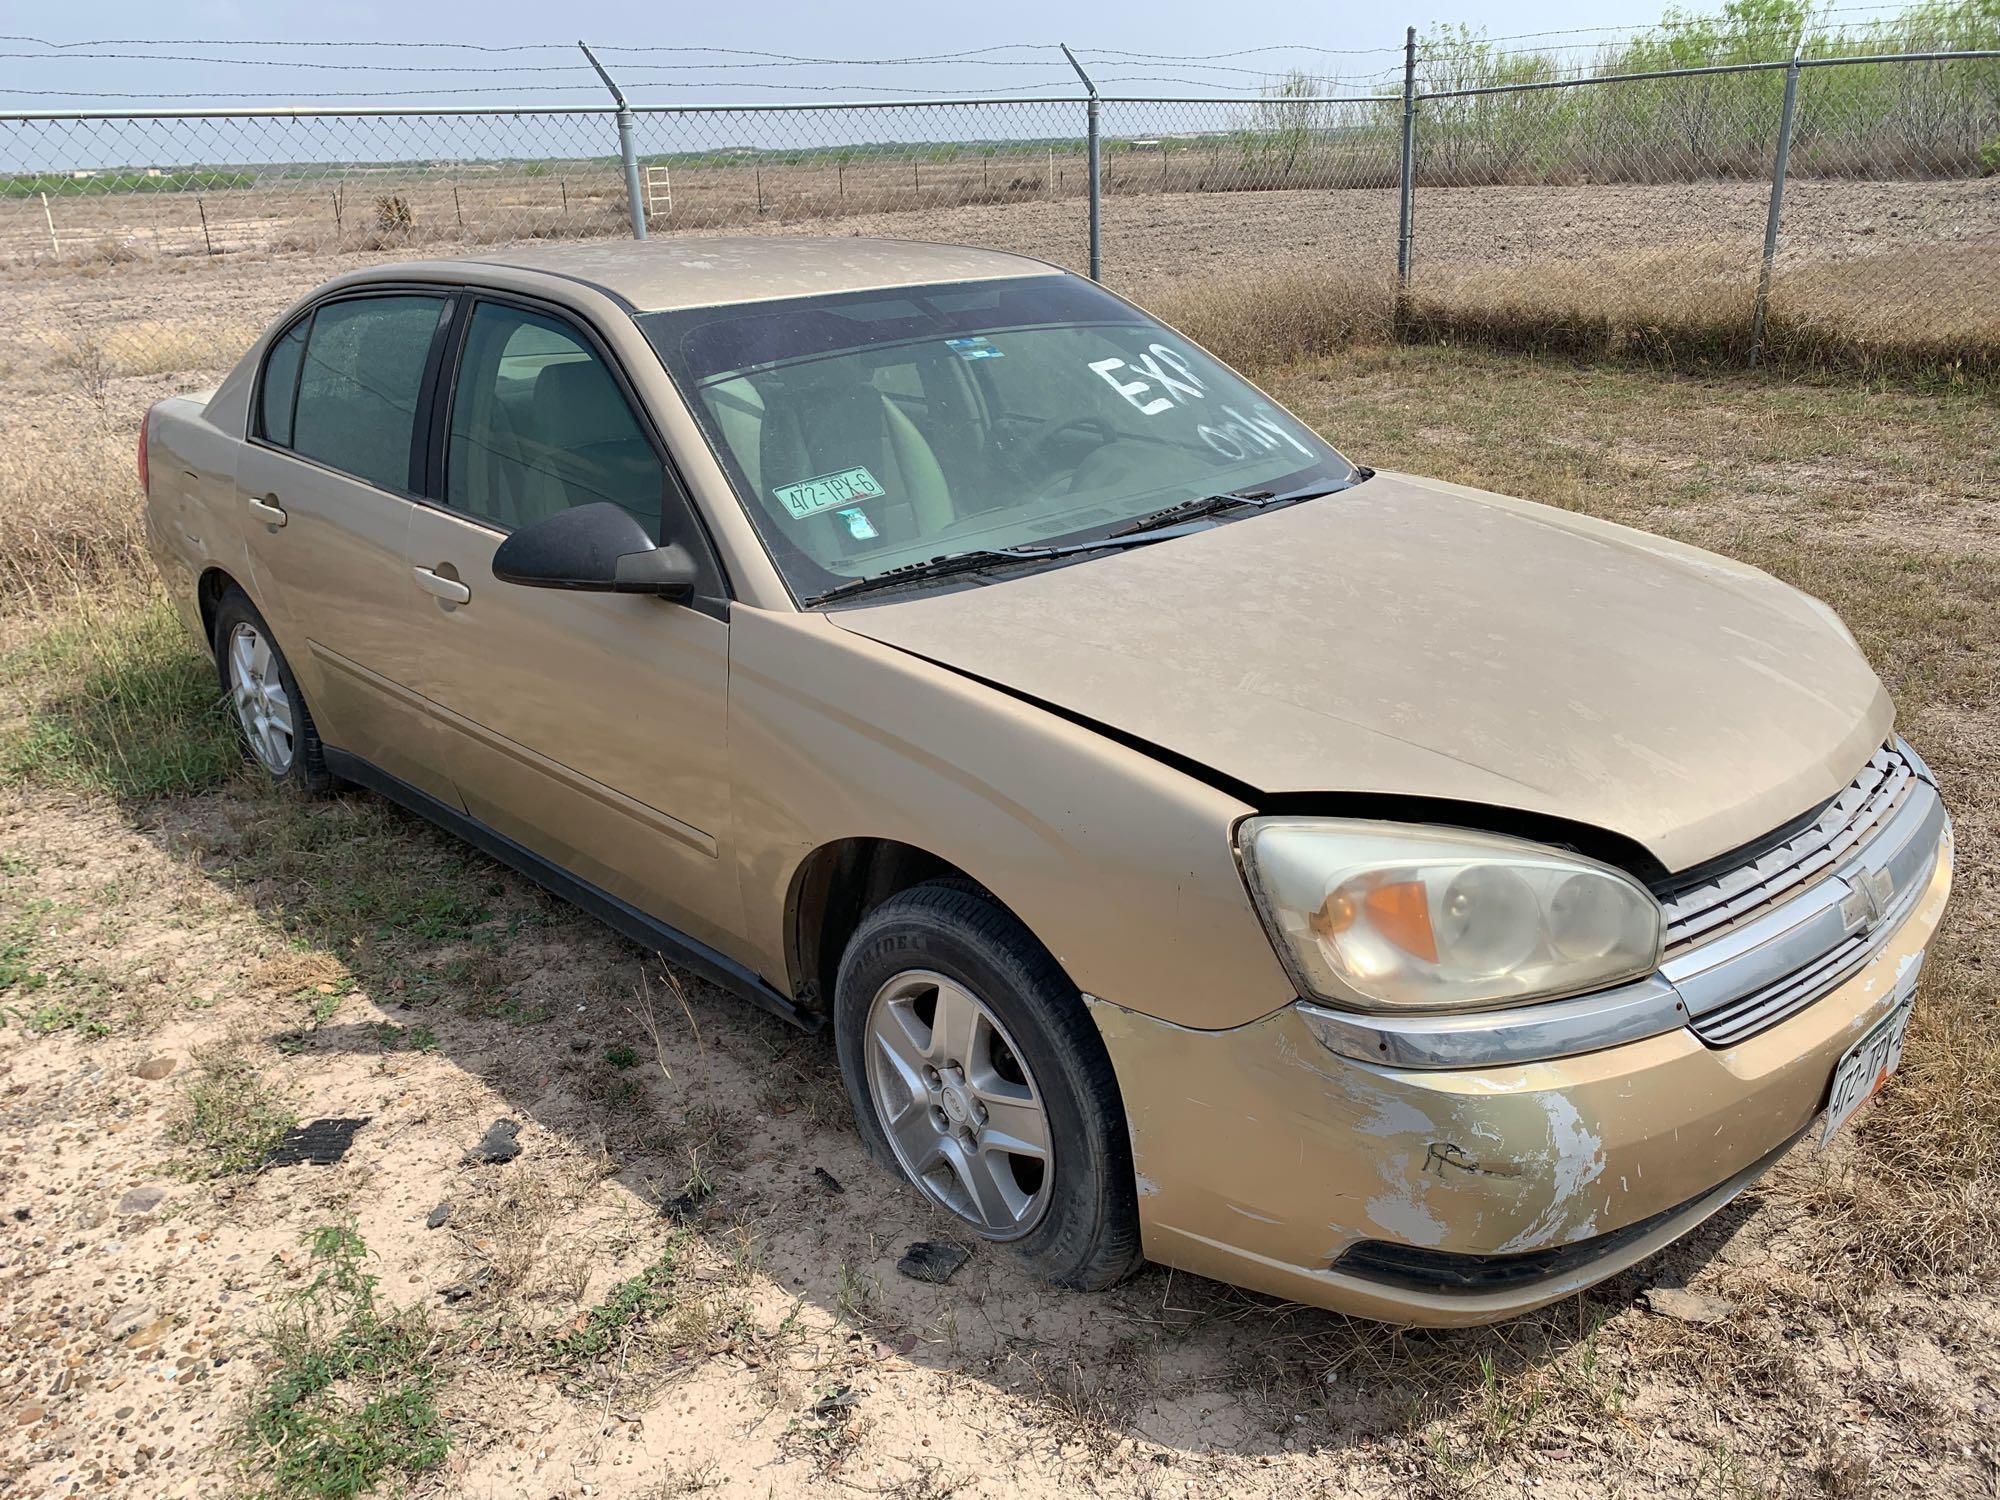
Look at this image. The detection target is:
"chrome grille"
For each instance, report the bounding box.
[1660,742,1912,954]
[1690,933,1870,1046]
[1687,854,1930,1046]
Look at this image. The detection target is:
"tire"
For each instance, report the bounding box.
[834,881,1143,1291]
[211,587,332,795]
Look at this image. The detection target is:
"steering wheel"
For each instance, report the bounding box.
[1031,417,1119,496]
[1036,416,1117,464]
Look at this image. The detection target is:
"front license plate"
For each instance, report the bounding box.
[1819,983,1916,1147]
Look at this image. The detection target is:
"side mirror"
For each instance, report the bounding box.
[491,502,699,600]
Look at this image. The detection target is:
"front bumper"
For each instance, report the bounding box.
[1088,827,1953,1326]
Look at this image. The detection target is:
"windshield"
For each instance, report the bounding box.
[640,275,1360,604]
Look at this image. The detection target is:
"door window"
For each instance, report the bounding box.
[287,294,446,494]
[446,303,663,539]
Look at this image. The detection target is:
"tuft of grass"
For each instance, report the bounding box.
[169,1044,296,1177]
[540,1242,682,1369]
[369,1020,438,1053]
[21,996,114,1038]
[2,590,238,800]
[604,1042,640,1069]
[0,900,50,999]
[240,1222,450,1500]
[1469,1351,1543,1457]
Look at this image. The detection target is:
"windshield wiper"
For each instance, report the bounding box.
[811,538,1118,606]
[1105,474,1368,541]
[809,470,1375,607]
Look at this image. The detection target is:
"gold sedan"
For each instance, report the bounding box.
[141,237,1953,1323]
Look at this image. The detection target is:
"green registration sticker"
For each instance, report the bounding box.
[772,466,886,520]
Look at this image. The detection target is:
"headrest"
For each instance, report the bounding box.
[532,359,641,450]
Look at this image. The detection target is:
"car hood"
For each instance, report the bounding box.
[828,471,1892,873]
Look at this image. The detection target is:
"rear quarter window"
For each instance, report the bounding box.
[258,318,308,447]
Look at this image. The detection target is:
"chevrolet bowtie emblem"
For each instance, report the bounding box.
[1839,867,1897,934]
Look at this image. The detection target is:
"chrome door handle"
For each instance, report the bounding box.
[412,566,471,605]
[246,495,287,527]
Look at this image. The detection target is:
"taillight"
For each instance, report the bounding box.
[136,404,153,494]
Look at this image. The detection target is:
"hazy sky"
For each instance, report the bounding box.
[5,0,1674,108]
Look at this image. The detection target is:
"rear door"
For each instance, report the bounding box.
[236,290,461,805]
[401,295,742,952]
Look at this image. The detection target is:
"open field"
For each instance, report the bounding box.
[3,175,1996,397]
[3,274,1998,1494]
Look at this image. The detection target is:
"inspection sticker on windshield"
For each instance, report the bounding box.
[772,466,885,520]
[946,335,1004,361]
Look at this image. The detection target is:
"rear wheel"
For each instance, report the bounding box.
[834,881,1142,1290]
[212,588,331,794]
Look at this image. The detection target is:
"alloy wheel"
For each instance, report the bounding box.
[226,621,295,775]
[863,968,1053,1240]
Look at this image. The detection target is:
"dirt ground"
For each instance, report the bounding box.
[3,176,1995,390]
[3,746,1995,1500]
[4,333,1999,1496]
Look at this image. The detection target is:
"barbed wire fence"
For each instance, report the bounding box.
[1,25,1995,384]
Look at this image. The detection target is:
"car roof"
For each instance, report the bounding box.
[434,236,1063,313]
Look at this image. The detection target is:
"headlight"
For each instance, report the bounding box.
[1237,818,1662,1012]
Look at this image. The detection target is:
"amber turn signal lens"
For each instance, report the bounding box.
[1363,880,1438,963]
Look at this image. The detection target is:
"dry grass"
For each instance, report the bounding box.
[1266,345,2000,1283]
[51,321,261,382]
[0,423,148,601]
[1145,242,2000,384]
[1399,241,2000,377]
[1152,268,1396,370]
[0,268,1996,1497]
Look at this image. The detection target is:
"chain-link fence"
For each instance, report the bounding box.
[2,46,1995,394]
[1397,50,1999,367]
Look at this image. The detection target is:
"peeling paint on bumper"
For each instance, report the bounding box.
[1090,838,1954,1326]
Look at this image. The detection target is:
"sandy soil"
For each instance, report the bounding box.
[4,776,1997,1500]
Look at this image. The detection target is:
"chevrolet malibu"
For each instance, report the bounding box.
[141,238,1953,1324]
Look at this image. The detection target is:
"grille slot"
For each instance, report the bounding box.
[1660,742,1910,954]
[1690,935,1868,1046]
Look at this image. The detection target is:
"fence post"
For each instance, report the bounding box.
[1396,26,1417,307]
[581,40,647,240]
[1061,43,1102,281]
[1749,51,1802,368]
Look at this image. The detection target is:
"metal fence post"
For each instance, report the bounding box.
[580,41,647,240]
[1061,44,1102,281]
[1749,51,1802,367]
[1396,26,1417,299]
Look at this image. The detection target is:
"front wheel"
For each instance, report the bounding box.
[834,882,1143,1290]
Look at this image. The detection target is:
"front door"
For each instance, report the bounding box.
[235,290,460,805]
[401,297,741,952]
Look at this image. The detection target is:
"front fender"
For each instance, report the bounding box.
[725,607,1296,1029]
